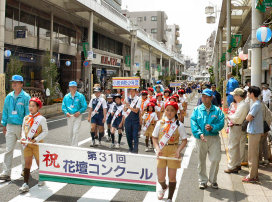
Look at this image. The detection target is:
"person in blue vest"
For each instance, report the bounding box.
[191,88,225,190]
[226,73,239,107]
[124,88,141,153]
[88,87,107,147]
[62,81,87,146]
[0,75,31,181]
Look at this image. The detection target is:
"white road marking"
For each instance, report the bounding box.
[9,181,67,202]
[77,186,119,202]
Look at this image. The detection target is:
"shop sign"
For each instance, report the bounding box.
[101,56,118,66]
[14,26,28,39]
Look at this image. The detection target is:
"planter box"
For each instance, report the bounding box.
[40,103,63,117]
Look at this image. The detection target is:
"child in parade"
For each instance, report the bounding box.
[19,97,48,192]
[148,87,155,100]
[88,87,107,147]
[163,89,171,104]
[178,89,188,121]
[139,90,149,127]
[142,102,158,152]
[152,101,188,201]
[106,94,115,142]
[110,94,124,149]
[156,93,164,120]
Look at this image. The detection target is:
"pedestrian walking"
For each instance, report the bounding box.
[124,89,141,153]
[152,101,188,201]
[62,81,87,146]
[106,94,115,142]
[142,102,158,152]
[191,89,225,189]
[110,94,125,149]
[19,97,48,192]
[0,75,31,181]
[88,87,107,147]
[224,88,249,174]
[226,73,239,107]
[243,86,263,183]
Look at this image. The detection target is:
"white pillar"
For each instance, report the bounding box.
[140,49,144,77]
[219,27,223,79]
[226,0,231,79]
[251,1,263,88]
[160,53,162,76]
[149,46,152,84]
[0,0,6,74]
[88,11,93,99]
[130,31,137,77]
[214,43,219,86]
[175,62,177,81]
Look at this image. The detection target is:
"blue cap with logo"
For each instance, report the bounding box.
[202,89,213,97]
[69,81,77,87]
[11,75,23,82]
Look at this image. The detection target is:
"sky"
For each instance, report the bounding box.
[122,0,222,63]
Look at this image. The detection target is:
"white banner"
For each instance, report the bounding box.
[39,143,157,191]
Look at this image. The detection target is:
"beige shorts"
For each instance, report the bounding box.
[157,145,181,169]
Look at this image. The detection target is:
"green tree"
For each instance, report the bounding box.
[42,52,59,100]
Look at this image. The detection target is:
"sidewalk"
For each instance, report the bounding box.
[177,99,272,201]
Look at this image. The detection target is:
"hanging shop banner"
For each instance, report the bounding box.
[231,34,242,48]
[39,143,156,191]
[170,82,182,88]
[256,0,272,12]
[112,77,140,89]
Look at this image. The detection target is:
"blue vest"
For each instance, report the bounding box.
[92,98,103,115]
[126,97,139,121]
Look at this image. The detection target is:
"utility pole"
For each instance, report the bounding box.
[226,0,231,78]
[88,11,93,100]
[0,0,6,74]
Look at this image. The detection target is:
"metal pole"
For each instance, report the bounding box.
[88,11,93,100]
[219,27,223,80]
[251,1,263,88]
[50,12,53,58]
[168,58,171,76]
[160,53,162,77]
[0,0,6,74]
[226,0,231,79]
[130,31,137,77]
[149,46,152,84]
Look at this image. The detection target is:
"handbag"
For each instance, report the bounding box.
[241,120,249,132]
[264,121,270,133]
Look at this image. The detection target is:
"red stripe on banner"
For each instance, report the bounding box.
[39,170,156,185]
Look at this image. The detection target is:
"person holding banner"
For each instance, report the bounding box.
[110,94,125,149]
[190,89,225,189]
[88,87,107,147]
[152,101,188,201]
[19,97,48,192]
[62,81,87,146]
[142,102,158,152]
[106,94,115,142]
[124,88,141,153]
[0,75,30,181]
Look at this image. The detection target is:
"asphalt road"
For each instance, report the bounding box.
[0,95,199,202]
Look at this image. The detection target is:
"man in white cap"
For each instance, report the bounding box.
[0,75,31,181]
[62,81,87,146]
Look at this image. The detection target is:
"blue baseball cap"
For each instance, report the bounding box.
[69,81,77,87]
[202,89,213,97]
[11,75,23,82]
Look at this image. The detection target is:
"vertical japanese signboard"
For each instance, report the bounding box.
[39,143,156,191]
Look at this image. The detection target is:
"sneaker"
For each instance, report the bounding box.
[242,176,258,183]
[224,168,239,174]
[211,182,218,189]
[115,143,120,149]
[149,146,154,151]
[199,183,207,189]
[166,199,172,202]
[110,143,115,149]
[145,147,149,152]
[38,181,45,186]
[90,140,96,147]
[98,141,102,146]
[19,183,29,192]
[106,136,111,142]
[157,186,168,200]
[0,174,11,181]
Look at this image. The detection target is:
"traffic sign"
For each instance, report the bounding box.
[83,61,89,67]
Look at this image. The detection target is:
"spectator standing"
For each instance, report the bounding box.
[226,73,239,107]
[191,89,225,189]
[243,86,263,183]
[262,84,271,108]
[211,84,222,107]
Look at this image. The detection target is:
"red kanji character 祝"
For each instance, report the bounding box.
[42,150,60,168]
